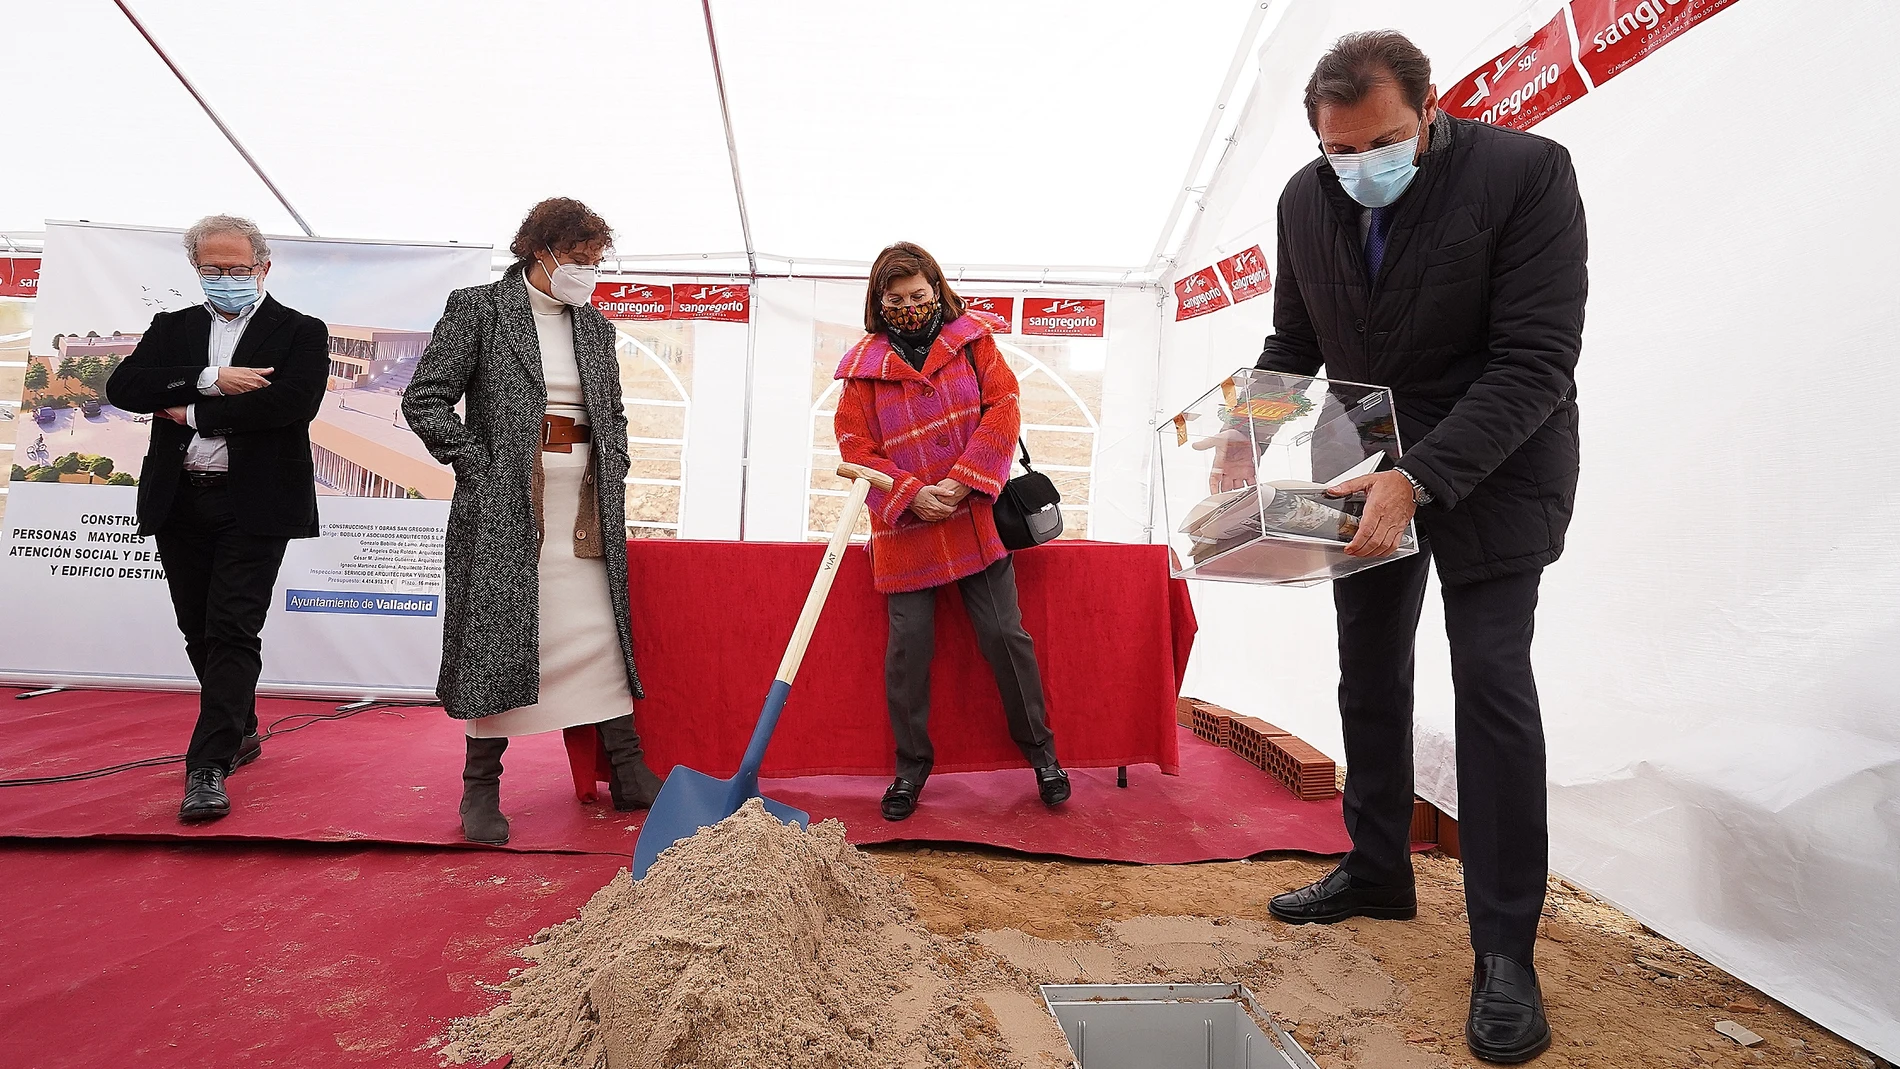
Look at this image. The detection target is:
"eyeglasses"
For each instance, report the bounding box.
[881,291,935,308]
[196,264,263,279]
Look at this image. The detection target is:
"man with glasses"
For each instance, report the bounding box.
[1235,31,1587,1064]
[106,215,329,823]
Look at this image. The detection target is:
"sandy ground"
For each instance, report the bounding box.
[872,846,1879,1069]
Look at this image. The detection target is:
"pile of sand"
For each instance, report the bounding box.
[437,800,1021,1069]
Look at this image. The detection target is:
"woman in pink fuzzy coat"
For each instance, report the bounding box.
[833,242,1068,821]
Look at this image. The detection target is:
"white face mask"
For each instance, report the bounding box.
[1326,133,1422,208]
[542,246,598,307]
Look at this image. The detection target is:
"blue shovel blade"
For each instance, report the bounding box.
[630,770,811,881]
[631,679,810,881]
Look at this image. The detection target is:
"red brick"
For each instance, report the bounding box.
[1437,812,1461,860]
[1190,704,1234,747]
[1409,798,1439,845]
[1175,696,1199,728]
[1262,735,1337,801]
[1223,716,1285,771]
[1230,715,1289,738]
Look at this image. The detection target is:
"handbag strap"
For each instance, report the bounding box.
[961,343,1034,471]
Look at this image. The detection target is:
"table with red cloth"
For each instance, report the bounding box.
[562,540,1195,800]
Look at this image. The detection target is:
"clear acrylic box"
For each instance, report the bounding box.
[1157,368,1418,586]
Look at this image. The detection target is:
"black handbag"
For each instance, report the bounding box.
[962,345,1063,550]
[992,439,1064,550]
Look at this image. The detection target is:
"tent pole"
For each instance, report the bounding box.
[111,0,316,237]
[700,0,762,539]
[1145,0,1276,272]
[699,0,758,278]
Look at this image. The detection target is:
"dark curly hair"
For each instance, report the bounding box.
[509,198,613,266]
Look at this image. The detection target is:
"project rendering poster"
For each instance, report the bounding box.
[0,221,490,696]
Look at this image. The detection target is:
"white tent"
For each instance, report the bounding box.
[4,0,1895,1060]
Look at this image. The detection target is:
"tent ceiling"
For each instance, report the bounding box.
[8,1,1258,269]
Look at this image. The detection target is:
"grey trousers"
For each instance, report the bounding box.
[886,555,1057,784]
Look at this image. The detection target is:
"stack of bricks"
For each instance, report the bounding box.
[1224,715,1290,772]
[1261,735,1337,801]
[1174,694,1339,801]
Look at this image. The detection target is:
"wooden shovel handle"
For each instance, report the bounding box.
[836,463,894,492]
[774,472,873,684]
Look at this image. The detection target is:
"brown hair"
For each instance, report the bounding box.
[509,197,613,266]
[863,242,964,334]
[1303,30,1433,131]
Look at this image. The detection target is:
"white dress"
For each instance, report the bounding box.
[466,277,634,738]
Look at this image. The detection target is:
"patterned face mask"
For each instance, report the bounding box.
[881,298,939,333]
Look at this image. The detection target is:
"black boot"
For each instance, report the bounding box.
[1268,864,1417,924]
[460,736,510,845]
[596,715,665,811]
[1467,954,1552,1063]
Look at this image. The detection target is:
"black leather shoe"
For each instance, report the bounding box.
[881,778,921,821]
[179,767,230,822]
[1467,954,1552,1063]
[1268,865,1417,924]
[229,733,262,774]
[1035,764,1071,806]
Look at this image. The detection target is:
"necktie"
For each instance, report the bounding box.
[1365,206,1392,282]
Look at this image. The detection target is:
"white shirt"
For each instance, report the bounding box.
[182,297,262,472]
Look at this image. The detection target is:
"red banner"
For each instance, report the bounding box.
[1020,298,1106,338]
[1173,267,1231,322]
[670,284,750,323]
[1571,0,1742,86]
[1216,246,1272,304]
[1444,8,1590,132]
[590,281,672,321]
[963,296,1015,332]
[1,257,41,298]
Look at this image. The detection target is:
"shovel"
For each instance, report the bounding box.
[631,465,884,880]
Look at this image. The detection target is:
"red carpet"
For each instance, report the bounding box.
[0,688,1353,862]
[0,839,615,1069]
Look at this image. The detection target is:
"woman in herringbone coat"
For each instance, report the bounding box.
[833,242,1069,823]
[403,198,663,844]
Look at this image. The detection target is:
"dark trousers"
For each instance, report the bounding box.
[885,556,1058,784]
[1333,539,1548,965]
[153,481,290,772]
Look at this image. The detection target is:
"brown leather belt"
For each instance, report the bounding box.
[542,414,592,453]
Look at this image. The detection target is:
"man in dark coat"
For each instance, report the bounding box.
[1241,31,1586,1063]
[105,215,328,824]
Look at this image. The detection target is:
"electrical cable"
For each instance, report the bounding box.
[0,700,438,788]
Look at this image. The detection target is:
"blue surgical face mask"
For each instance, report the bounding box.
[201,274,260,314]
[1327,135,1421,209]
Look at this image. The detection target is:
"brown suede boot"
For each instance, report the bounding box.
[596,715,665,811]
[460,735,511,844]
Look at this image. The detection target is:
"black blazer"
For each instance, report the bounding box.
[104,295,329,539]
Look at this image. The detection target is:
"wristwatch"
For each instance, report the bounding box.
[1396,467,1434,505]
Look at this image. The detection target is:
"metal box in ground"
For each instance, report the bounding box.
[1040,983,1318,1069]
[1157,369,1418,586]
